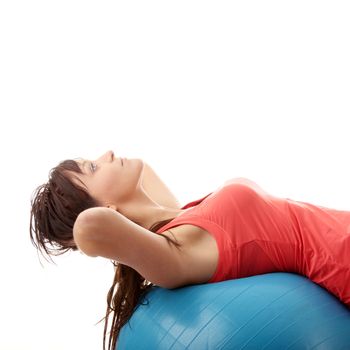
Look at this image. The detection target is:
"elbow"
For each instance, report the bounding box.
[73,208,104,257]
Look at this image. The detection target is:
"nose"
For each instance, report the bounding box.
[107,150,114,160]
[97,150,114,162]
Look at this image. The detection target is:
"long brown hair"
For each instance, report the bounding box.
[29,159,182,350]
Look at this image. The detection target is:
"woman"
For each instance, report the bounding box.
[30,150,350,350]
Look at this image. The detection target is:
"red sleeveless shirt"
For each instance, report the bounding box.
[155,178,350,308]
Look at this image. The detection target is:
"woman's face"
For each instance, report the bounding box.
[74,150,145,207]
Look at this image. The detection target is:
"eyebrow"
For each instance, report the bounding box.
[74,158,88,175]
[81,161,88,173]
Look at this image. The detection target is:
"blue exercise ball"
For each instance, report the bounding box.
[117,273,350,349]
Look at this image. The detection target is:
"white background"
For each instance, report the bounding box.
[1,1,350,349]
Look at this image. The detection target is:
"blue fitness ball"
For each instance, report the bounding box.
[117,272,350,349]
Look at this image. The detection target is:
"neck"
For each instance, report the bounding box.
[117,187,188,230]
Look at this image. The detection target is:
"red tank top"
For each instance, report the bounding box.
[155,178,350,308]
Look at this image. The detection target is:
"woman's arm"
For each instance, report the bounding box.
[73,207,188,289]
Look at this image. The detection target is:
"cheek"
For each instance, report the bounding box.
[100,171,125,198]
[89,174,116,200]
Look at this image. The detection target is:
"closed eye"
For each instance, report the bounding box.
[90,162,97,173]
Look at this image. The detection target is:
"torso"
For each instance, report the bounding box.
[160,224,219,285]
